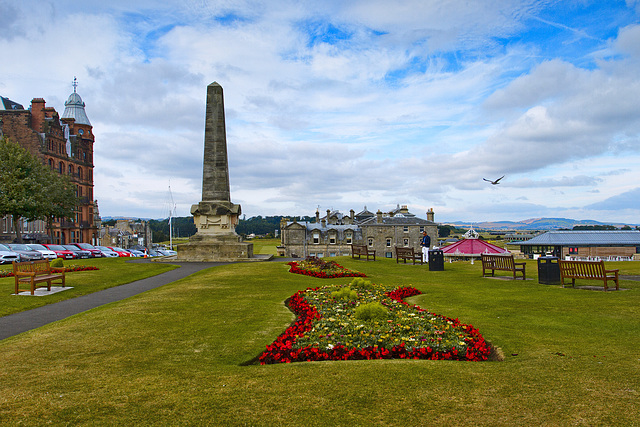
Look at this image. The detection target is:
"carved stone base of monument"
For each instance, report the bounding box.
[177,233,254,262]
[176,201,257,262]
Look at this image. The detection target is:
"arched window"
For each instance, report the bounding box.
[78,167,83,180]
[48,159,53,169]
[59,162,64,174]
[68,164,74,175]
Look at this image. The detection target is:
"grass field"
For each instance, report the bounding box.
[1,257,639,425]
[0,257,177,317]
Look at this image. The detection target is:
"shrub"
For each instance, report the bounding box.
[331,287,358,301]
[349,277,375,290]
[50,258,64,268]
[354,302,388,322]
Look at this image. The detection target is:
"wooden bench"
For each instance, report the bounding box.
[13,260,65,295]
[395,247,423,264]
[481,253,526,280]
[558,259,619,291]
[350,244,376,261]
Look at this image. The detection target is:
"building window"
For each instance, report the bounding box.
[403,226,409,232]
[78,167,83,180]
[329,233,336,244]
[403,238,409,246]
[419,226,424,233]
[569,247,578,254]
[368,238,373,247]
[386,238,391,247]
[68,164,74,175]
[313,232,320,244]
[59,162,64,174]
[385,252,393,258]
[345,232,352,244]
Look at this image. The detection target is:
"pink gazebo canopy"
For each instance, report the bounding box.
[441,238,508,256]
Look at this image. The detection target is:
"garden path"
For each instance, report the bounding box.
[0,260,227,341]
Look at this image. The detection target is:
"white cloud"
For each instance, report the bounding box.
[2,1,640,224]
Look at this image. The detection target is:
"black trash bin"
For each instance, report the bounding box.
[428,249,444,271]
[537,256,560,285]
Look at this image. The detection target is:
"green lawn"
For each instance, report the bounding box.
[0,258,639,425]
[0,257,177,317]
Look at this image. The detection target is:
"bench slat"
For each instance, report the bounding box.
[481,254,525,280]
[559,260,618,291]
[12,260,65,295]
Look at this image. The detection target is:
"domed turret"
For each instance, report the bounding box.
[62,77,91,125]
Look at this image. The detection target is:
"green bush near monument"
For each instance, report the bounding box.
[0,258,639,424]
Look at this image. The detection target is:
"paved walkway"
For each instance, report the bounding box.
[0,261,227,341]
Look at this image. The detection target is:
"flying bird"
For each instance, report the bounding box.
[483,175,505,185]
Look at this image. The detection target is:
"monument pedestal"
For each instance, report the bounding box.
[177,233,253,262]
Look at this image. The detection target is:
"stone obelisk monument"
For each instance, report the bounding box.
[177,82,253,261]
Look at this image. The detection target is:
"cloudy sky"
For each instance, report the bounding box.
[2,0,639,224]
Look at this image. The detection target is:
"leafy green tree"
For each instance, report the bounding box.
[43,173,80,242]
[0,137,78,243]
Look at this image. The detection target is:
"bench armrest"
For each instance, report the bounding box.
[14,271,36,277]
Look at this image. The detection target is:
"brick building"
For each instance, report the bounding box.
[0,81,98,244]
[280,205,438,258]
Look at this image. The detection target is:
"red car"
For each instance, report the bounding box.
[44,244,77,259]
[108,246,132,257]
[72,243,104,258]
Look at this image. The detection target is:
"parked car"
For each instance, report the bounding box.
[146,249,163,257]
[0,244,21,264]
[126,249,146,257]
[7,244,44,262]
[96,246,120,257]
[63,244,92,259]
[25,244,58,260]
[73,243,104,258]
[108,246,132,257]
[157,249,177,256]
[44,244,77,259]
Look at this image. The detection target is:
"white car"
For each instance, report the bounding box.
[0,243,21,264]
[26,244,58,260]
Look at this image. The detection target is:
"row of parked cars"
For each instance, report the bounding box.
[0,243,177,264]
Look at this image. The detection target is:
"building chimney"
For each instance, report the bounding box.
[315,209,320,223]
[376,210,383,223]
[30,98,46,133]
[427,208,435,222]
[326,209,331,224]
[350,209,355,221]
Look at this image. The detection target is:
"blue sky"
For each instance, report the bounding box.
[1,0,639,224]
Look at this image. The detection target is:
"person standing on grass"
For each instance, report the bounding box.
[421,231,431,263]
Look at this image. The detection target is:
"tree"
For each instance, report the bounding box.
[0,137,78,243]
[43,172,81,242]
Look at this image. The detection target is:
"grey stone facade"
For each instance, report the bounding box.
[280,205,438,258]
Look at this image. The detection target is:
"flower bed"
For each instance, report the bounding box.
[0,265,99,278]
[259,277,492,364]
[288,256,365,279]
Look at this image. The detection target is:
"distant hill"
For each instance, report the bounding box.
[443,218,634,231]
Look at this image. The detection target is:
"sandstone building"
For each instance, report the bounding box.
[280,205,438,258]
[0,81,98,244]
